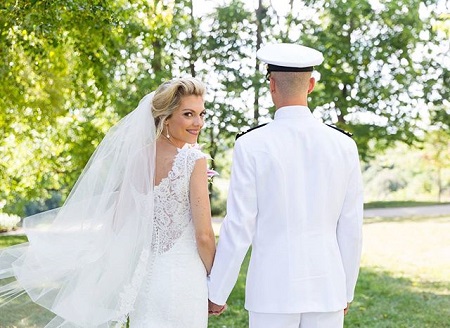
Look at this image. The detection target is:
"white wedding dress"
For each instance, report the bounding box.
[129,147,208,328]
[0,93,211,327]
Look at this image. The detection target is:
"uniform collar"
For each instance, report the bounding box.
[274,106,312,120]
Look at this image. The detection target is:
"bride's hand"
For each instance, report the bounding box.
[344,302,351,315]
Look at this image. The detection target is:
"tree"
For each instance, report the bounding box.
[196,0,263,170]
[420,130,450,201]
[0,0,178,215]
[2,0,449,215]
[274,0,447,159]
[427,11,450,132]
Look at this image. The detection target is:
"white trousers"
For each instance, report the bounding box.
[249,310,344,328]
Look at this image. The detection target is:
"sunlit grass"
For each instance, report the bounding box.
[0,235,27,248]
[364,201,450,209]
[362,216,450,283]
[209,215,450,328]
[2,215,449,327]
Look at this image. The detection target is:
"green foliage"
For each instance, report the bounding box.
[1,0,448,216]
[198,0,261,152]
[192,0,271,195]
[210,178,228,217]
[363,136,450,203]
[0,212,21,232]
[295,0,446,159]
[426,11,449,131]
[0,0,176,214]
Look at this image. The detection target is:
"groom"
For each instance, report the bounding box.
[207,43,364,328]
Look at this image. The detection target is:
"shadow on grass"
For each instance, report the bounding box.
[347,267,450,328]
[364,201,450,209]
[208,265,450,328]
[2,237,449,328]
[0,291,55,328]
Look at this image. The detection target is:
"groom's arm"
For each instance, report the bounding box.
[337,144,364,304]
[207,139,257,306]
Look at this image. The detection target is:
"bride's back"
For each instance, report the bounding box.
[154,139,178,187]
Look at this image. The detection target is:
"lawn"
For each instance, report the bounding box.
[209,215,450,328]
[1,215,449,327]
[363,200,450,209]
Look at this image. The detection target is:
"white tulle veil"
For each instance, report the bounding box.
[0,92,157,327]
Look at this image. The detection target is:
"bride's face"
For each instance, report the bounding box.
[166,95,205,147]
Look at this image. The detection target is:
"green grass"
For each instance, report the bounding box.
[0,293,55,328]
[2,216,450,328]
[343,268,450,328]
[364,200,450,209]
[0,235,28,248]
[209,266,450,328]
[0,235,56,328]
[210,216,450,327]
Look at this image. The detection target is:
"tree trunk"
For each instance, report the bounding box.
[151,39,163,85]
[437,166,442,202]
[189,0,196,77]
[338,85,348,125]
[208,123,216,198]
[253,0,264,125]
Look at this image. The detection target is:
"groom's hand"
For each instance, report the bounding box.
[208,299,227,316]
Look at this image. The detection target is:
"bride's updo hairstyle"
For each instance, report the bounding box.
[152,77,206,138]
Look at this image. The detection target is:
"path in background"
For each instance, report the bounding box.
[212,204,450,235]
[363,204,450,218]
[3,205,450,237]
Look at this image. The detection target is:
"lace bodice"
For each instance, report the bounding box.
[152,147,207,254]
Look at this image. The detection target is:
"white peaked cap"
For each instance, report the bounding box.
[257,43,324,72]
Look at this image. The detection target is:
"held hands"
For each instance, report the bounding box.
[344,302,351,315]
[209,300,349,317]
[208,300,227,316]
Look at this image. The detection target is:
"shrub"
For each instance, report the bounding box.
[0,212,21,232]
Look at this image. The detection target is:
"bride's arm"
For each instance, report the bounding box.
[190,157,216,274]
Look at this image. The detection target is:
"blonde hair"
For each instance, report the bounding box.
[152,77,206,137]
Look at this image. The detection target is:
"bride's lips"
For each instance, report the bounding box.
[187,129,200,135]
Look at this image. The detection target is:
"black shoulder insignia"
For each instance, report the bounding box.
[326,124,353,138]
[236,123,268,140]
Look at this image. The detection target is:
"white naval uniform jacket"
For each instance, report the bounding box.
[208,105,364,314]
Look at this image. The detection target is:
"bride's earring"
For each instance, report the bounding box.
[165,124,170,139]
[165,123,170,139]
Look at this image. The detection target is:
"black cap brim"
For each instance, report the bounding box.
[267,64,314,72]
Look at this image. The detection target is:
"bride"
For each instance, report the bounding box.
[0,77,216,327]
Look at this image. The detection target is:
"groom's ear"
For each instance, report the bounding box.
[269,76,276,94]
[307,77,316,94]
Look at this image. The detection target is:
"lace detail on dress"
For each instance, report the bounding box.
[115,247,151,326]
[152,148,206,254]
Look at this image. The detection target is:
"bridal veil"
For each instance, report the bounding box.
[0,92,157,327]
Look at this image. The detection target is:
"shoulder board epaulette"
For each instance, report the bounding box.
[326,124,353,138]
[236,123,268,140]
